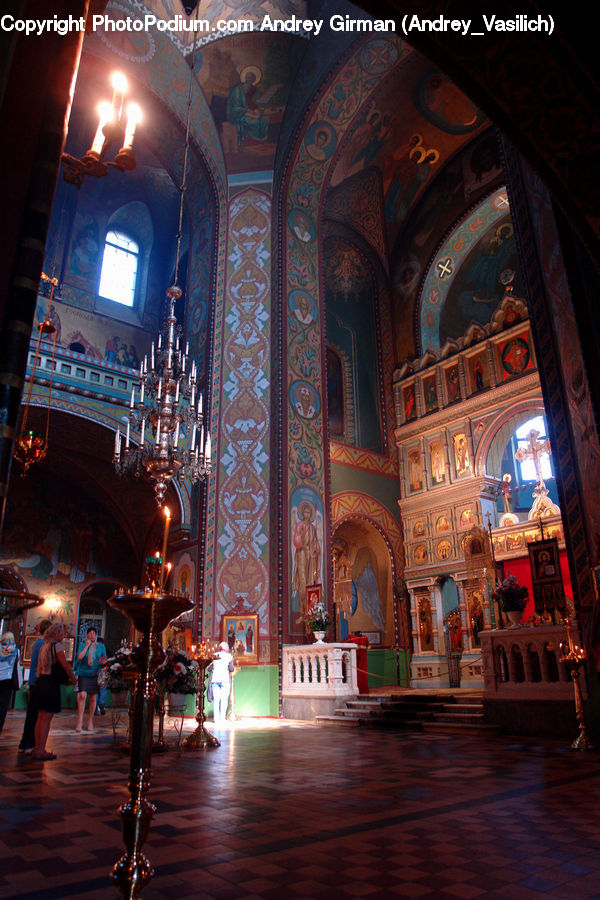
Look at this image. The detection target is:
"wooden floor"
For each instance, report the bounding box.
[1,706,600,898]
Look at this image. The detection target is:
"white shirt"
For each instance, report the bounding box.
[210,651,233,684]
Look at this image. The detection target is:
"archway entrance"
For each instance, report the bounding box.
[76,581,129,654]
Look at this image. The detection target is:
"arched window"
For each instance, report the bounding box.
[99,230,139,307]
[515,415,553,482]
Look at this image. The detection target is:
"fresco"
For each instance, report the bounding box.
[34,297,151,368]
[290,486,324,624]
[196,33,305,172]
[439,214,524,345]
[0,473,137,635]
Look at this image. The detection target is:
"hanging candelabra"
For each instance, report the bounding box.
[14,273,58,475]
[112,286,211,504]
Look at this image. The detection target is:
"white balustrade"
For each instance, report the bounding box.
[282,643,358,719]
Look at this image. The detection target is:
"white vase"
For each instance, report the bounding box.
[506,610,524,627]
[312,631,326,643]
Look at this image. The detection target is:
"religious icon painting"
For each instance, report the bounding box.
[498,332,533,379]
[418,597,434,651]
[422,374,438,413]
[445,364,460,404]
[414,544,428,565]
[529,539,561,586]
[436,539,452,560]
[452,432,470,475]
[468,351,487,393]
[221,613,259,664]
[403,383,417,422]
[413,521,426,538]
[407,448,423,492]
[435,514,450,533]
[459,508,475,528]
[429,440,445,485]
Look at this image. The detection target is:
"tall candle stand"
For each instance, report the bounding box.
[227,661,241,722]
[108,580,192,898]
[183,641,220,749]
[560,618,594,751]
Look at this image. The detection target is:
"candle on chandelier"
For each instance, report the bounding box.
[140,382,144,404]
[205,431,211,462]
[159,506,171,590]
[129,386,135,409]
[114,428,121,456]
[173,420,180,448]
[140,417,146,446]
[125,421,130,448]
[151,342,154,370]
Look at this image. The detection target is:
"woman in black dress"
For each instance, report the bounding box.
[34,622,77,761]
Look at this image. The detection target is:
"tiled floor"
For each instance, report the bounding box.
[1,707,600,898]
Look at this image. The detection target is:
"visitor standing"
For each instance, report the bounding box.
[74,627,106,732]
[209,641,234,723]
[0,632,21,732]
[34,622,77,760]
[18,618,51,754]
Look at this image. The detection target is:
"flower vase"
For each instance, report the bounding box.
[507,610,523,627]
[312,631,326,644]
[111,689,128,706]
[167,692,187,712]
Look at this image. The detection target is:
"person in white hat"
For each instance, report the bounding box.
[209,641,234,723]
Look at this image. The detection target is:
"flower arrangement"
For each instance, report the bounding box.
[154,648,199,694]
[99,646,135,693]
[494,574,529,612]
[304,599,332,632]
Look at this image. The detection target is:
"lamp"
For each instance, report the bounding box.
[62,71,142,188]
[112,53,210,505]
[14,274,58,475]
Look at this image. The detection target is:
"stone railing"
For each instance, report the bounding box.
[480,624,582,700]
[281,642,358,719]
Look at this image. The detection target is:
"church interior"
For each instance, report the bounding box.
[1,1,600,897]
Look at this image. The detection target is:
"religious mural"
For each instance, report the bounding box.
[418,596,434,650]
[290,488,324,624]
[196,33,305,173]
[35,297,151,368]
[0,473,137,636]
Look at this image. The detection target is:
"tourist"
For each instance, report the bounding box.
[209,641,234,723]
[0,632,21,733]
[74,627,107,732]
[18,618,51,754]
[34,622,77,760]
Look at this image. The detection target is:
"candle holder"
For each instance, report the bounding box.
[560,618,594,751]
[227,661,241,722]
[183,642,220,750]
[107,587,193,898]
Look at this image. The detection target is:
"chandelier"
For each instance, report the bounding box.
[113,286,211,504]
[14,274,58,476]
[62,72,141,189]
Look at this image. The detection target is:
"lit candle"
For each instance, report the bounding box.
[140,417,145,446]
[114,428,120,456]
[158,333,162,350]
[143,355,147,373]
[123,103,141,150]
[151,342,155,370]
[159,506,171,590]
[155,416,161,445]
[175,381,179,403]
[157,378,162,400]
[205,431,211,463]
[140,382,144,404]
[129,386,135,409]
[185,341,189,356]
[125,421,130,448]
[91,101,113,154]
[198,391,203,415]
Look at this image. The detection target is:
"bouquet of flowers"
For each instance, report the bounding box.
[99,646,135,692]
[494,574,529,612]
[304,598,332,632]
[154,648,199,694]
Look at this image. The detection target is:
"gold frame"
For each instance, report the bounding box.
[221,614,258,664]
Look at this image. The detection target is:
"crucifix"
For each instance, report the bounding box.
[514,429,551,492]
